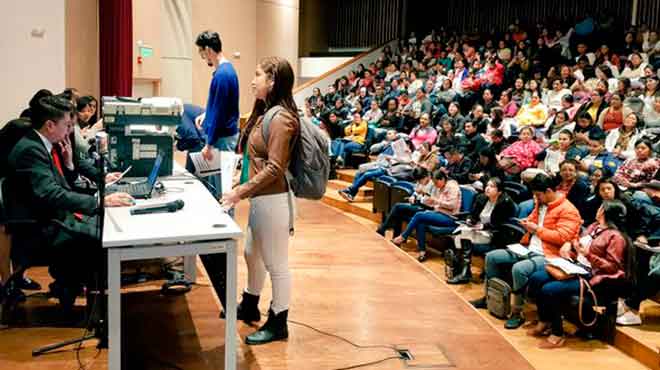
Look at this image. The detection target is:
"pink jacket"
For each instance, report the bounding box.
[500,139,543,170]
[410,126,438,149]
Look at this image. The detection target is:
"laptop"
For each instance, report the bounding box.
[110,154,163,199]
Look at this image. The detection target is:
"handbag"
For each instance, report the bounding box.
[486,278,512,319]
[578,277,601,327]
[545,264,573,281]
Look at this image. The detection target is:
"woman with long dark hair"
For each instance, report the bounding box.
[221,57,300,345]
[447,177,516,284]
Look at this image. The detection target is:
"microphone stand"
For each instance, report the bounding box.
[33,150,108,357]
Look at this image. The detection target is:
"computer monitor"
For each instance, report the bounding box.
[146,153,164,188]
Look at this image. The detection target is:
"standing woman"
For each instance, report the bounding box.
[221,57,300,345]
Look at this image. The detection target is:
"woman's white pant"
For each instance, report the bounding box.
[244,192,292,314]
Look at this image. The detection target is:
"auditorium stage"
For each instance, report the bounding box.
[0,199,534,370]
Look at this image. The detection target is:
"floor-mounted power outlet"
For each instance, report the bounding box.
[397,349,414,361]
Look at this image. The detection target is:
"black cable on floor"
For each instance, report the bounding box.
[332,355,400,370]
[284,316,404,370]
[287,318,397,351]
[75,275,101,370]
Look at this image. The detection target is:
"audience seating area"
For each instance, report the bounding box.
[312,15,660,367]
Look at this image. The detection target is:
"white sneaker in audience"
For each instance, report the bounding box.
[616,309,642,326]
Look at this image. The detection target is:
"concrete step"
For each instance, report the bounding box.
[613,300,660,370]
[326,179,374,197]
[336,169,358,184]
[321,189,380,223]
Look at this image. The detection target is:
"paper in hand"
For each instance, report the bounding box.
[507,243,531,256]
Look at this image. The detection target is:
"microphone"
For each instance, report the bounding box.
[130,199,185,216]
[95,132,109,155]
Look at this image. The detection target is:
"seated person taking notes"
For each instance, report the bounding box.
[6,96,133,310]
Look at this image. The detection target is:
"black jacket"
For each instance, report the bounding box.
[464,132,489,161]
[468,193,516,229]
[469,160,503,185]
[7,130,98,244]
[446,156,473,184]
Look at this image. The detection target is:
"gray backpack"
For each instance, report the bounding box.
[262,105,330,200]
[486,278,512,319]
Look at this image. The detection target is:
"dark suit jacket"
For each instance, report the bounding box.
[6,130,98,245]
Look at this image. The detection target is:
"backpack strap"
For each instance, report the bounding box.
[259,105,296,235]
[261,105,285,144]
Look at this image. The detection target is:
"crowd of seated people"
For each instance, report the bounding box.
[305,18,660,347]
[0,88,133,311]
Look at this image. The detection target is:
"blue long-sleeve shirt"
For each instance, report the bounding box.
[203,62,239,145]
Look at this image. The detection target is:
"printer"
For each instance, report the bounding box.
[102,97,183,177]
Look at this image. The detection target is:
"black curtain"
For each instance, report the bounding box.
[405,0,632,38]
[329,0,402,48]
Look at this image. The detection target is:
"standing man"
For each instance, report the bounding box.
[194,30,239,317]
[195,30,240,197]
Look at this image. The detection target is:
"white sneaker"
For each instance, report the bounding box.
[616,309,642,326]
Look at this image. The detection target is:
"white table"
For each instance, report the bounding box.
[103,175,242,370]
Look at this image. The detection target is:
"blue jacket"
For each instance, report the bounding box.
[176,104,205,152]
[203,62,239,145]
[587,150,621,178]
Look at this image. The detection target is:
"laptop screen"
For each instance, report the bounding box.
[147,154,163,187]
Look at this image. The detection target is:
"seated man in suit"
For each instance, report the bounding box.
[6,96,133,309]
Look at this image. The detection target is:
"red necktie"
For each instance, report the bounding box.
[51,148,64,176]
[51,148,84,221]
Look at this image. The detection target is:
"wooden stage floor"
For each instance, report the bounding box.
[0,199,535,370]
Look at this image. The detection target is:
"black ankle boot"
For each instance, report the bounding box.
[220,291,261,323]
[245,309,289,345]
[447,240,473,285]
[237,291,261,323]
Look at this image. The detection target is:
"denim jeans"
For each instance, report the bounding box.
[378,202,425,236]
[401,211,457,252]
[332,139,364,159]
[484,249,545,313]
[528,269,582,336]
[347,168,386,196]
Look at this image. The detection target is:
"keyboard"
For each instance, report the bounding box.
[112,181,151,197]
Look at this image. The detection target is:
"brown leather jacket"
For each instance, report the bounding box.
[235,110,299,200]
